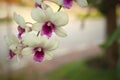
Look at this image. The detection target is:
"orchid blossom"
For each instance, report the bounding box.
[5,0,88,62]
[21,32,59,62]
[14,13,32,39]
[57,0,88,9]
[5,35,25,59]
[34,0,42,8]
[31,7,69,38]
[34,0,49,9]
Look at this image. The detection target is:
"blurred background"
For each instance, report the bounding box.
[0,0,120,80]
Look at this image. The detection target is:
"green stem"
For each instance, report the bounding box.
[37,31,40,36]
[57,5,62,11]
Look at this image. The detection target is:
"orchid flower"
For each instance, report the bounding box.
[57,0,88,9]
[34,0,42,8]
[5,35,25,59]
[14,13,32,39]
[34,0,49,9]
[21,32,59,62]
[31,7,69,38]
[5,0,88,63]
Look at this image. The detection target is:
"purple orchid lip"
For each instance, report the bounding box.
[41,21,55,38]
[9,50,16,59]
[17,26,25,39]
[35,3,42,8]
[33,47,44,62]
[63,0,73,9]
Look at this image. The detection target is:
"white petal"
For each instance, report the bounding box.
[22,32,48,47]
[9,44,17,52]
[14,12,26,28]
[45,7,54,19]
[31,8,47,22]
[5,35,19,46]
[76,0,88,7]
[45,39,59,51]
[55,28,67,37]
[22,32,40,47]
[51,11,69,27]
[22,47,33,55]
[56,0,63,5]
[44,51,53,60]
[34,0,42,4]
[9,44,21,54]
[41,3,49,9]
[38,36,48,47]
[32,23,42,31]
[16,55,21,62]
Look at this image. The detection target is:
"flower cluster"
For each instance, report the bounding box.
[5,0,88,62]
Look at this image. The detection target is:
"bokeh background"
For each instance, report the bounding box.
[0,0,120,80]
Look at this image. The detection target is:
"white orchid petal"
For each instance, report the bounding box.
[14,12,26,28]
[32,23,42,31]
[31,8,47,22]
[16,55,21,62]
[41,3,49,9]
[22,32,40,47]
[9,44,21,54]
[9,44,17,52]
[5,35,19,46]
[55,28,67,37]
[76,0,88,7]
[38,36,48,47]
[44,51,53,60]
[56,0,63,5]
[51,11,69,27]
[34,0,42,4]
[45,7,54,19]
[22,32,48,47]
[22,47,33,55]
[45,39,59,51]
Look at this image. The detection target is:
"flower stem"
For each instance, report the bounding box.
[37,31,40,36]
[57,5,62,11]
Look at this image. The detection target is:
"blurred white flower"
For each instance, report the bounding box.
[34,0,49,9]
[5,35,25,59]
[14,12,32,39]
[22,32,59,62]
[56,0,88,9]
[31,7,69,38]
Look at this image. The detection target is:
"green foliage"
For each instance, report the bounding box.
[77,10,103,19]
[101,27,120,49]
[87,0,97,6]
[44,60,120,80]
[1,59,120,80]
[0,17,12,23]
[117,8,120,17]
[87,0,105,14]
